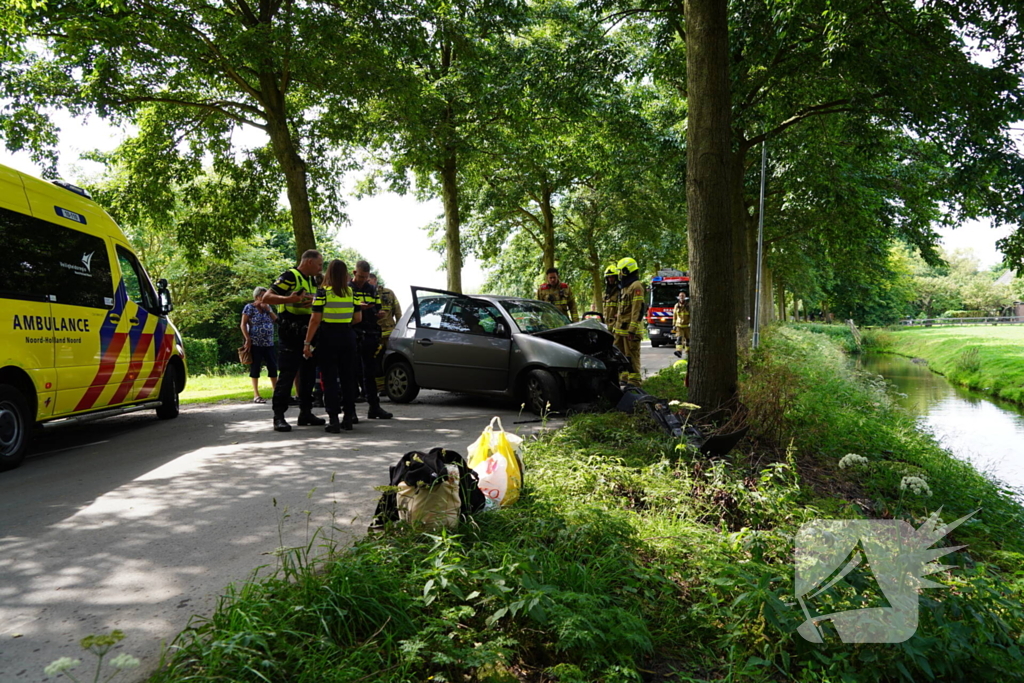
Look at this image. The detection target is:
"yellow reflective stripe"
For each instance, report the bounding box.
[321,292,355,323]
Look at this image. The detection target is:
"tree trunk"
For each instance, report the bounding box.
[685,0,737,411]
[777,279,786,321]
[262,76,317,259]
[759,266,775,324]
[540,182,555,272]
[793,296,800,322]
[584,223,604,313]
[730,152,751,345]
[440,151,462,293]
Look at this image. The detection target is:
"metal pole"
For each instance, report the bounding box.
[752,139,767,348]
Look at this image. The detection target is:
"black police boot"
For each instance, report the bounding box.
[273,415,292,432]
[340,415,354,431]
[368,406,393,420]
[673,350,682,358]
[325,416,341,434]
[297,412,326,426]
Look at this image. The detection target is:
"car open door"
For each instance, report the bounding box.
[411,287,512,391]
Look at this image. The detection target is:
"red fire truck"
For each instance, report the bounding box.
[647,268,689,347]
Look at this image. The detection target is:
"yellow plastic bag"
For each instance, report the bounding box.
[467,417,524,507]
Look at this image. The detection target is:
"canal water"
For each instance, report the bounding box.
[859,353,1024,495]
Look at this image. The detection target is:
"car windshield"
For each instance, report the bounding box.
[651,283,688,307]
[502,299,570,333]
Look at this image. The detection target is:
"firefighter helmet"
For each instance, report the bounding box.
[603,264,618,278]
[617,257,639,275]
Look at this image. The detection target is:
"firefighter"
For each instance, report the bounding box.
[617,257,646,386]
[351,261,393,419]
[536,267,578,322]
[672,290,690,358]
[369,273,400,395]
[601,264,625,380]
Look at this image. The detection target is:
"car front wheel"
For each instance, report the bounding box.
[525,369,565,416]
[386,361,420,403]
[155,365,181,420]
[0,384,32,472]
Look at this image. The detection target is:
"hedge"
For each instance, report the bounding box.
[183,337,219,375]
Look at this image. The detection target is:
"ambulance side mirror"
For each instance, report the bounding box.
[157,279,174,315]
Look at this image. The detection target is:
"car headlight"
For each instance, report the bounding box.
[578,355,606,371]
[650,328,661,334]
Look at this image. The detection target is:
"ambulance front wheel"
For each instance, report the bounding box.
[156,365,181,420]
[0,385,32,472]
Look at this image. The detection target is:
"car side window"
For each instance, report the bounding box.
[0,205,113,308]
[116,246,159,313]
[417,296,448,328]
[442,298,505,336]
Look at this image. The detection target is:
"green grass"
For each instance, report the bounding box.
[877,326,1024,405]
[145,329,1024,683]
[180,371,262,404]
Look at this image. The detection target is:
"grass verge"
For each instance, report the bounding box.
[148,327,1024,682]
[180,371,265,405]
[870,325,1024,405]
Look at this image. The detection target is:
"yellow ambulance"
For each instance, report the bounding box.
[1,162,187,471]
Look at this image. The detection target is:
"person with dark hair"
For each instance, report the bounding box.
[262,249,327,432]
[303,260,360,432]
[535,266,577,322]
[351,261,393,419]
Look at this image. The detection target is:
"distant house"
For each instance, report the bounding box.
[995,269,1017,286]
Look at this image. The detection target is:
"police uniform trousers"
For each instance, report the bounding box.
[355,329,384,409]
[272,314,317,416]
[315,323,357,421]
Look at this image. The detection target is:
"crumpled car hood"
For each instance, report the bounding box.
[531,319,615,355]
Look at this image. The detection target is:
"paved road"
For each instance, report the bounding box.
[0,344,678,681]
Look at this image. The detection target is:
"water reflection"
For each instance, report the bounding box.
[859,354,1024,494]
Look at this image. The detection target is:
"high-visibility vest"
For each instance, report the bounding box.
[314,287,356,324]
[281,268,315,316]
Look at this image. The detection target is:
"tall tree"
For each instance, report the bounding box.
[2,0,390,257]
[684,0,737,410]
[364,0,528,292]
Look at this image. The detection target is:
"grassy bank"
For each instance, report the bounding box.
[876,326,1024,405]
[147,328,1024,682]
[180,371,264,405]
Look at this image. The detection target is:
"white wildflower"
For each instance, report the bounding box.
[900,476,932,497]
[110,653,141,670]
[838,453,869,469]
[44,657,81,675]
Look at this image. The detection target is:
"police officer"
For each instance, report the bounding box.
[351,261,393,419]
[536,267,578,322]
[617,257,646,386]
[672,291,690,359]
[369,273,400,396]
[262,249,327,432]
[303,259,360,432]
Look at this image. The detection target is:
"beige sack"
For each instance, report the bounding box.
[396,464,461,530]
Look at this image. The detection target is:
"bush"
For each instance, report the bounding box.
[183,337,218,375]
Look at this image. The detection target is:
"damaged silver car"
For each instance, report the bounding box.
[383,287,628,414]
